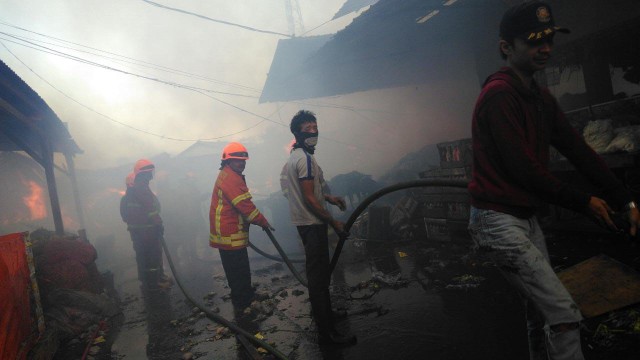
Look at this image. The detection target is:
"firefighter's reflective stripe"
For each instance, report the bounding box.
[231,192,251,206]
[209,166,267,250]
[214,189,224,238]
[209,232,248,248]
[237,214,244,231]
[148,210,160,218]
[247,208,260,222]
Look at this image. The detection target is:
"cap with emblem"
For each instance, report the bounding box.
[500,1,570,42]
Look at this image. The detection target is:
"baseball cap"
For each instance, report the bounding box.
[500,1,570,42]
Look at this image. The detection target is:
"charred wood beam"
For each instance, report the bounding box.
[64,151,86,233]
[42,137,65,236]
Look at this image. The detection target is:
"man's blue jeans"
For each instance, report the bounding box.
[468,206,584,360]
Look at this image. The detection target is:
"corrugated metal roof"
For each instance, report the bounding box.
[260,0,640,102]
[259,34,332,103]
[332,0,379,20]
[0,59,82,156]
[260,0,505,102]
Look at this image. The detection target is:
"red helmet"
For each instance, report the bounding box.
[134,159,155,175]
[221,142,249,160]
[125,172,135,188]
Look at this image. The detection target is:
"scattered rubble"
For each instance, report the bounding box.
[371,270,408,288]
[445,274,485,291]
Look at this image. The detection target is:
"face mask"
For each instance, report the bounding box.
[296,131,319,152]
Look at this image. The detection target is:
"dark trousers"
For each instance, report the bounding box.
[297,224,334,335]
[130,229,164,289]
[219,247,254,309]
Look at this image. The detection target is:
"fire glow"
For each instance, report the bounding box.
[106,187,126,196]
[23,180,47,220]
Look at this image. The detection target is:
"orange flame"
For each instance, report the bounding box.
[106,187,126,196]
[23,180,47,220]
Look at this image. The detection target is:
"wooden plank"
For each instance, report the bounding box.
[558,254,640,318]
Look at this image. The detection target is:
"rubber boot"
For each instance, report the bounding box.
[546,327,585,360]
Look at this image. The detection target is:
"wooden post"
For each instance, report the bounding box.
[64,151,87,233]
[42,139,64,236]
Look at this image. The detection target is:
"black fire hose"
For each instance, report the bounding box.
[248,241,305,264]
[245,179,469,286]
[156,179,467,358]
[159,236,289,360]
[329,179,469,274]
[263,229,308,287]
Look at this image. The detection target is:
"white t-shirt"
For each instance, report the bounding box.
[281,147,328,226]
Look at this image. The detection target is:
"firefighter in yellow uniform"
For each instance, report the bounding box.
[209,142,273,309]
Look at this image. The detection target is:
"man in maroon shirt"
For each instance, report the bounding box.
[467,2,640,359]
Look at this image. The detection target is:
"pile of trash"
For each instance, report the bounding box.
[27,229,121,360]
[583,119,640,154]
[585,307,640,357]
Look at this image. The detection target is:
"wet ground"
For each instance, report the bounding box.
[94,226,640,360]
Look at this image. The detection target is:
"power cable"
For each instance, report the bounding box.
[140,0,291,38]
[1,30,418,120]
[0,34,259,99]
[1,39,363,151]
[0,21,420,120]
[0,20,262,93]
[0,33,386,151]
[300,19,334,37]
[299,3,372,37]
[0,40,276,141]
[330,179,470,274]
[0,32,364,144]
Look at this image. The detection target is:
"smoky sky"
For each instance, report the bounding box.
[0,0,482,188]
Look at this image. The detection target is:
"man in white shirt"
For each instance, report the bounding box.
[282,110,357,346]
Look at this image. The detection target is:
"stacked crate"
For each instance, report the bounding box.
[412,139,472,243]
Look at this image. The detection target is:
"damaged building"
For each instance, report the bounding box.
[3,0,640,359]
